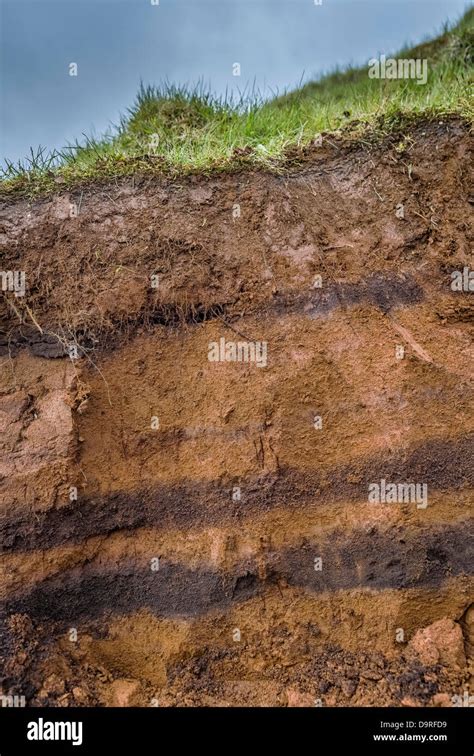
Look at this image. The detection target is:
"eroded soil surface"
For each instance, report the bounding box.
[0,118,473,707]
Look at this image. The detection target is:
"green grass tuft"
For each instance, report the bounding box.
[2,8,473,197]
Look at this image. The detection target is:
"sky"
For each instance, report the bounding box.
[0,0,470,164]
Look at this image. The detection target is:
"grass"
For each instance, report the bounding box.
[1,8,473,197]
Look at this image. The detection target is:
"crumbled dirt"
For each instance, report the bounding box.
[0,117,472,706]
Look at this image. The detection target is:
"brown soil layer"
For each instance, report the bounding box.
[0,117,473,707]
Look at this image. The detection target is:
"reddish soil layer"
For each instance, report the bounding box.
[0,118,472,707]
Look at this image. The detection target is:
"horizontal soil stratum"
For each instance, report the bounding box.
[0,118,473,707]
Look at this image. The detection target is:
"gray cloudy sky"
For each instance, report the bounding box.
[0,0,469,164]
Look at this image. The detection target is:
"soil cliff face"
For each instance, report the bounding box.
[0,118,472,707]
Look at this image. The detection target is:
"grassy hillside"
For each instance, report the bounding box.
[2,8,472,195]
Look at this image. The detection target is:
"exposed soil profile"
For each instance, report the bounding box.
[0,118,473,707]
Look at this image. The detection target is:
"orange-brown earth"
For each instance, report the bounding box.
[0,118,473,707]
